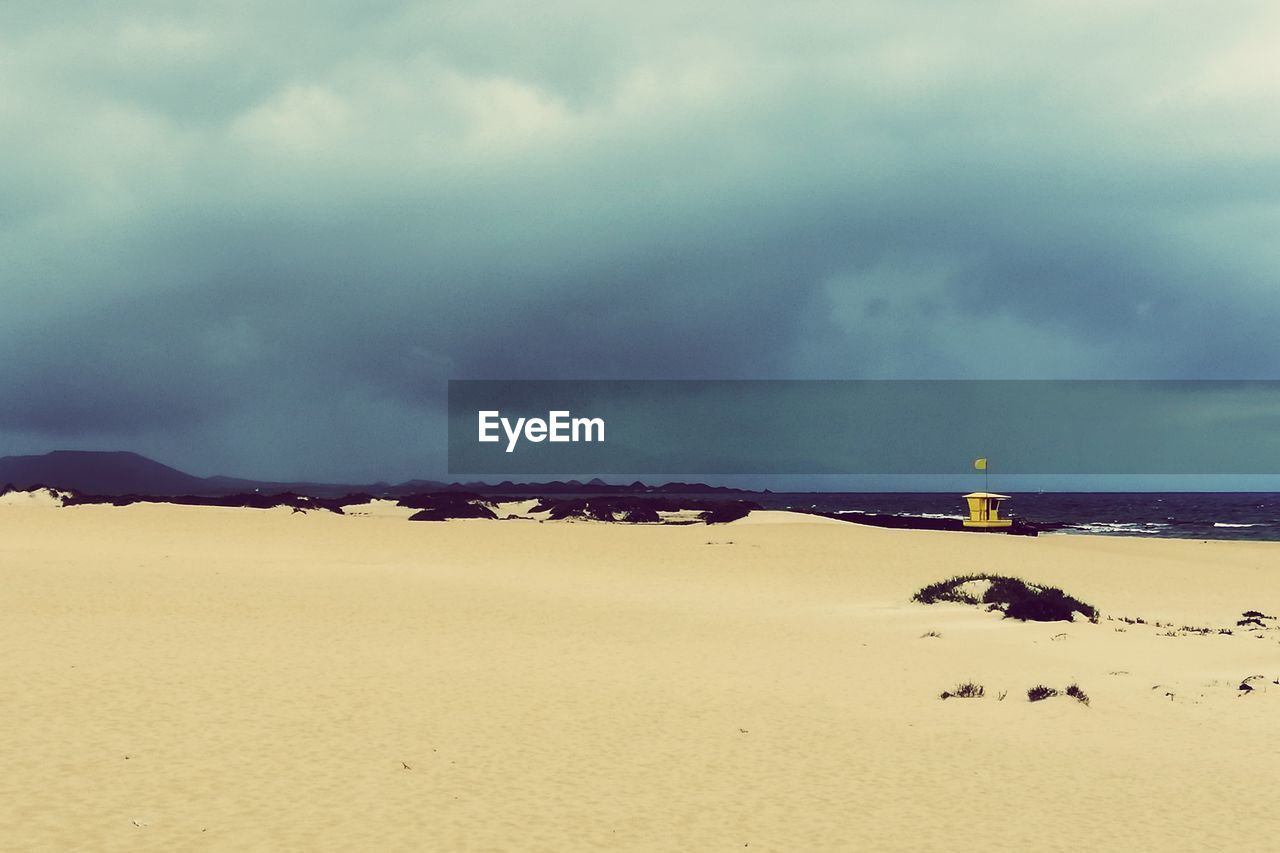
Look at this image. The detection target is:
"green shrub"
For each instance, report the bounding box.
[1027,685,1058,702]
[913,574,988,605]
[940,681,985,700]
[912,574,1096,623]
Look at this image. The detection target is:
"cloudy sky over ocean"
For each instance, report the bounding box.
[3,1,1279,481]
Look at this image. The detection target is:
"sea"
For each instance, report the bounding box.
[761,492,1280,541]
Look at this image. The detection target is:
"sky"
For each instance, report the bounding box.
[3,1,1280,483]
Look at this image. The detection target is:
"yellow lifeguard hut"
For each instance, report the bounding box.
[962,492,1012,529]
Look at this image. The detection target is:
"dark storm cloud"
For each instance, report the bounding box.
[3,1,1280,480]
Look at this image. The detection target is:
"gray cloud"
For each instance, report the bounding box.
[3,1,1280,480]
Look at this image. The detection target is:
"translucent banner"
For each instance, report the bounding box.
[447,380,1280,475]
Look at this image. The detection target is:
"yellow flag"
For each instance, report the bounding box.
[974,458,988,470]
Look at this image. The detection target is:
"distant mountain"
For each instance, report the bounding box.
[0,451,214,496]
[0,450,742,498]
[201,475,451,499]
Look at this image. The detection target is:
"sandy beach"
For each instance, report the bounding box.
[2,503,1278,852]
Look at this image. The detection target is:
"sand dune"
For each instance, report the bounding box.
[0,486,68,508]
[1,503,1277,851]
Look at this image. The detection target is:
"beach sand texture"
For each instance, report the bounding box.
[2,504,1278,852]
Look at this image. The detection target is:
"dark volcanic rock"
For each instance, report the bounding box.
[530,496,758,523]
[397,491,490,509]
[698,503,755,524]
[532,496,659,522]
[62,491,347,514]
[408,503,498,521]
[401,492,497,521]
[822,511,1040,536]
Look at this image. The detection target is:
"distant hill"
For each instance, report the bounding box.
[0,450,742,498]
[0,451,437,498]
[0,451,214,496]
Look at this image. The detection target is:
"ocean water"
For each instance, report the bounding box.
[763,492,1280,541]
